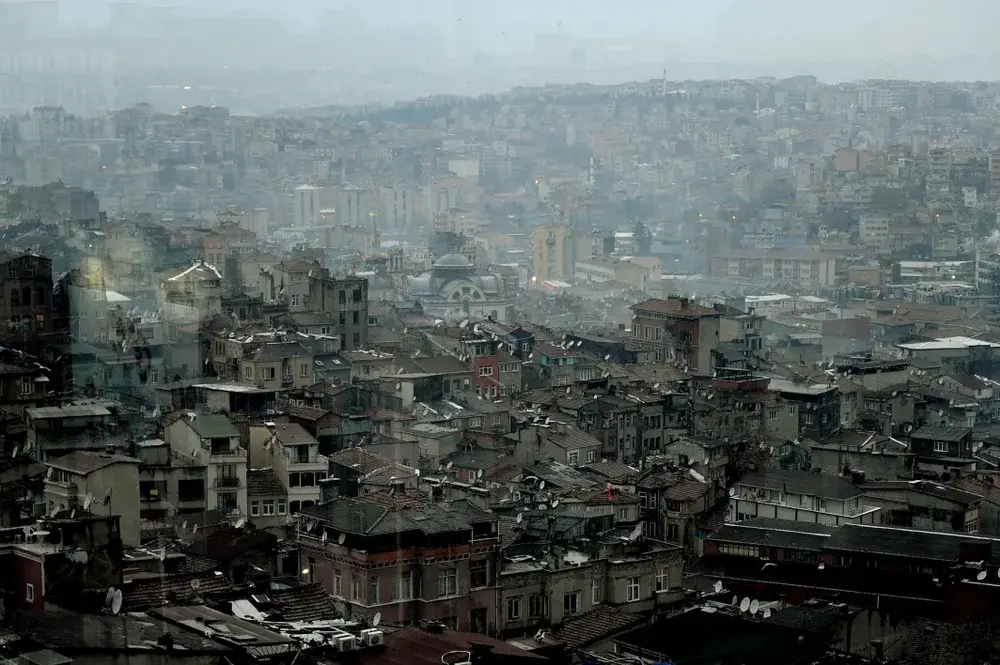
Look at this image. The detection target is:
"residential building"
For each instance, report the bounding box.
[630,297,722,372]
[514,422,602,467]
[134,438,207,520]
[306,274,369,351]
[247,468,288,528]
[299,491,499,631]
[293,184,322,228]
[164,414,247,517]
[768,378,841,439]
[239,341,315,391]
[0,252,59,354]
[709,249,836,287]
[635,465,715,552]
[43,451,141,546]
[729,469,879,526]
[250,422,329,514]
[25,401,121,461]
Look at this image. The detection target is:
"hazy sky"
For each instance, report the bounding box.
[50,0,1000,69]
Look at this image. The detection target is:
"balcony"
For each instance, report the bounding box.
[214,477,241,488]
[288,453,329,471]
[209,446,247,460]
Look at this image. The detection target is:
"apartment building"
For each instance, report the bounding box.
[709,249,836,287]
[299,491,499,631]
[43,451,141,546]
[250,422,328,515]
[630,297,721,372]
[729,469,879,526]
[135,438,207,520]
[165,414,247,517]
[306,274,369,351]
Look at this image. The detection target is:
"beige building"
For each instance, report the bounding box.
[250,422,329,515]
[44,451,142,547]
[165,414,247,517]
[532,225,588,284]
[239,341,315,390]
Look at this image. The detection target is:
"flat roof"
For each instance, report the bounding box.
[898,336,1000,351]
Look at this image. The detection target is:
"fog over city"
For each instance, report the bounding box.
[5,0,1000,112]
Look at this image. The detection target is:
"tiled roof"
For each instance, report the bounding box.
[189,526,277,562]
[247,468,287,496]
[737,468,862,501]
[287,404,332,421]
[122,571,233,611]
[48,451,139,475]
[272,422,318,446]
[552,605,646,649]
[268,583,341,621]
[329,447,395,475]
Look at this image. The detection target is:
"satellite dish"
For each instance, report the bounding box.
[551,499,560,508]
[516,512,523,524]
[234,518,246,529]
[415,469,420,477]
[565,386,571,394]
[373,611,382,627]
[653,383,659,390]
[818,562,825,570]
[750,599,760,615]
[49,506,59,518]
[158,548,166,562]
[604,354,611,361]
[338,532,346,545]
[446,461,454,469]
[46,467,53,479]
[190,579,202,590]
[111,589,123,614]
[11,445,18,457]
[477,468,484,479]
[728,487,736,498]
[321,530,328,543]
[460,319,469,328]
[105,587,116,608]
[762,608,772,619]
[739,597,750,613]
[539,480,546,490]
[537,503,547,511]
[732,595,738,607]
[977,570,987,581]
[70,509,75,519]
[713,580,723,593]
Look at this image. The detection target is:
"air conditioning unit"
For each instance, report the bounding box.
[335,636,356,652]
[360,629,384,647]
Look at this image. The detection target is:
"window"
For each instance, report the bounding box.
[353,332,360,348]
[803,413,815,425]
[470,559,488,589]
[438,567,457,597]
[26,583,34,602]
[718,543,759,557]
[568,451,579,465]
[592,579,602,605]
[261,367,275,380]
[616,507,629,520]
[586,450,596,463]
[626,577,640,602]
[20,376,32,395]
[529,594,548,618]
[506,597,521,621]
[370,576,380,604]
[261,500,275,516]
[656,567,669,592]
[278,500,287,515]
[300,364,309,377]
[563,591,581,616]
[353,288,362,302]
[395,571,412,600]
[667,523,680,541]
[250,501,260,516]
[665,500,681,512]
[478,365,493,376]
[351,575,361,600]
[333,570,343,597]
[934,441,949,453]
[352,311,360,325]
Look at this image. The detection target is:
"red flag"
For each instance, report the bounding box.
[607,483,613,500]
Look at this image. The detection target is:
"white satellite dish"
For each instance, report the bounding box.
[977,570,988,581]
[321,530,328,543]
[576,340,582,347]
[111,589,123,614]
[539,480,546,490]
[713,580,723,593]
[728,487,736,498]
[731,595,738,607]
[190,579,201,590]
[516,513,523,524]
[551,499,560,508]
[337,532,346,545]
[373,611,382,627]
[762,608,772,619]
[739,597,750,613]
[70,509,75,519]
[818,562,826,570]
[11,445,18,457]
[750,599,760,615]
[537,503,547,511]
[46,467,53,479]
[653,383,659,390]
[460,320,469,329]
[49,506,59,518]
[477,468,484,479]
[234,518,246,529]
[604,354,611,361]
[105,587,116,607]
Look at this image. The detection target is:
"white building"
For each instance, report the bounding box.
[293,185,321,228]
[729,469,879,526]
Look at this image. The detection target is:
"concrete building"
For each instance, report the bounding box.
[629,297,722,372]
[709,249,836,287]
[250,422,329,515]
[729,469,879,526]
[44,451,142,547]
[306,274,369,351]
[164,414,247,518]
[293,185,321,228]
[134,438,207,520]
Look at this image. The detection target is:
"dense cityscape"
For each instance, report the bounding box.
[4,6,1000,665]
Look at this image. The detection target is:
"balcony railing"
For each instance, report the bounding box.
[209,446,247,458]
[214,477,241,488]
